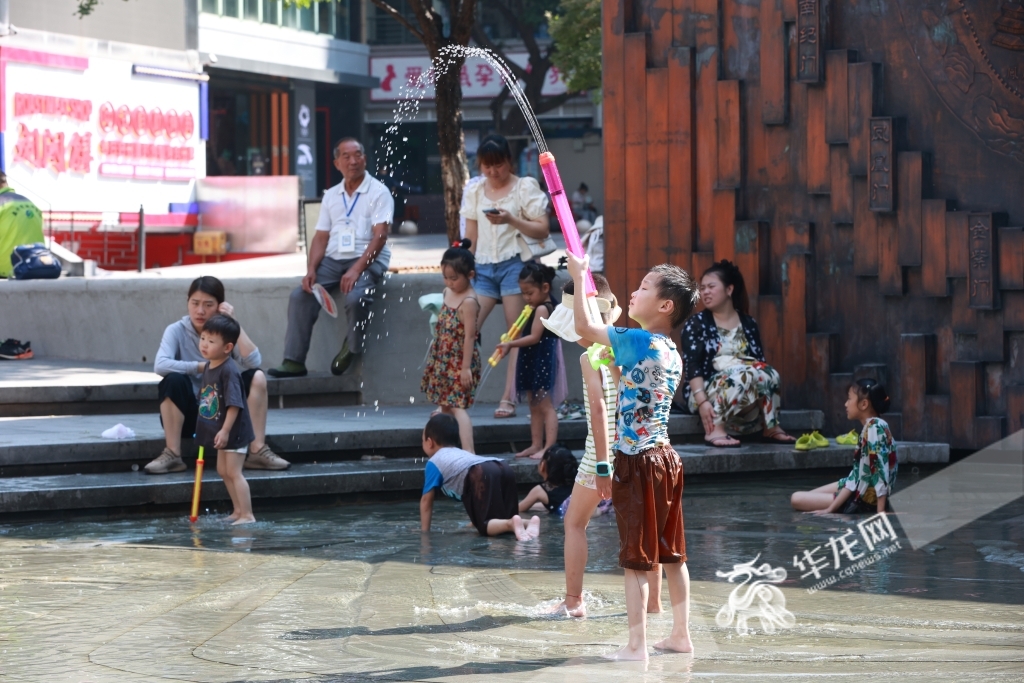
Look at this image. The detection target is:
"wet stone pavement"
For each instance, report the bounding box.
[1,469,1022,682]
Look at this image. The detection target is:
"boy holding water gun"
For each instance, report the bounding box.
[196,315,256,525]
[567,252,698,661]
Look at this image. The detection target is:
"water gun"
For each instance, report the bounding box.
[586,343,615,370]
[189,446,205,523]
[488,305,534,366]
[539,152,597,296]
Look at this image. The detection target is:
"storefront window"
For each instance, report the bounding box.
[202,0,348,37]
[262,0,278,25]
[282,3,297,28]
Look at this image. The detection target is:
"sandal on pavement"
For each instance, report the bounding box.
[762,428,798,444]
[704,435,741,449]
[494,400,516,419]
[836,430,858,445]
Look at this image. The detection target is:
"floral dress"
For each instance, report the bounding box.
[837,417,897,509]
[685,323,782,435]
[421,298,481,409]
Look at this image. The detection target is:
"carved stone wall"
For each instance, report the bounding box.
[603,0,1024,448]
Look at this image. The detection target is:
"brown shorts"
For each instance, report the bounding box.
[611,443,686,571]
[462,460,519,536]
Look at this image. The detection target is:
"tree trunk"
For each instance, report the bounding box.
[432,54,469,244]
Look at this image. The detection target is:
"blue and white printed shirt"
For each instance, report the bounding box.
[608,327,682,454]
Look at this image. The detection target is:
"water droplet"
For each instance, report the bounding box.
[409,396,415,403]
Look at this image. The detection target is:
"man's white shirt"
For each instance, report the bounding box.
[316,173,393,266]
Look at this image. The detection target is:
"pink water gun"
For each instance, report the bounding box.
[539,152,597,296]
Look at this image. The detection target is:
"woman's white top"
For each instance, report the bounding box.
[459,175,549,264]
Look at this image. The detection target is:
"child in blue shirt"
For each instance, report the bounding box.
[419,414,541,540]
[568,254,698,662]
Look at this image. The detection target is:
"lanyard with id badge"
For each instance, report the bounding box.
[338,192,360,254]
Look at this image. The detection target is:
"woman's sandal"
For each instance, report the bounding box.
[494,400,516,419]
[763,429,797,444]
[704,435,742,449]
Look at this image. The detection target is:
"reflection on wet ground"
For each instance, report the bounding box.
[1,470,1023,681]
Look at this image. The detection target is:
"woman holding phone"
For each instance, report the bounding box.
[461,134,551,418]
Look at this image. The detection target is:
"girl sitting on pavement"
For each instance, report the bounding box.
[421,239,481,452]
[494,262,566,459]
[790,379,897,514]
[518,445,578,515]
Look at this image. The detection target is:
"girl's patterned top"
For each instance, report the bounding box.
[580,362,618,476]
[838,417,897,505]
[420,297,480,409]
[680,309,766,408]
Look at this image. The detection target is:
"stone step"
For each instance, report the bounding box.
[0,405,825,474]
[0,441,949,514]
[0,360,361,417]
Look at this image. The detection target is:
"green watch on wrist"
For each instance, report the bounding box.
[595,461,611,477]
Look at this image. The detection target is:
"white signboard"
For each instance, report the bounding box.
[370,53,568,102]
[3,55,205,213]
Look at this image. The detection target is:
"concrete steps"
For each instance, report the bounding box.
[0,405,825,474]
[0,441,950,514]
[0,360,361,417]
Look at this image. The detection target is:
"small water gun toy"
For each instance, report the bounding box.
[586,343,615,370]
[189,446,205,523]
[488,305,534,366]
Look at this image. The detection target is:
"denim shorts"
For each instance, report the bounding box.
[473,256,525,299]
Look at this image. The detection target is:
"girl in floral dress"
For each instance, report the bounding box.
[421,240,481,452]
[790,379,897,514]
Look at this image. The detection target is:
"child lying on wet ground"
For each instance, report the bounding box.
[419,413,541,540]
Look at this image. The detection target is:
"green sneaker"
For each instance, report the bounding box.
[331,339,353,376]
[267,360,308,378]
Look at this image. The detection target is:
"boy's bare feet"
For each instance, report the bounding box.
[226,512,240,522]
[647,603,663,614]
[512,515,529,541]
[602,644,649,661]
[231,515,256,525]
[653,633,693,654]
[560,598,587,618]
[526,515,541,539]
[515,444,542,459]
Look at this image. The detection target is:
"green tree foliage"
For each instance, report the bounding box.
[546,0,600,97]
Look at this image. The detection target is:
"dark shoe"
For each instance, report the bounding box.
[268,360,308,378]
[0,339,33,360]
[331,340,353,376]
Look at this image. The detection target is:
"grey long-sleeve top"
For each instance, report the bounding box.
[154,315,262,396]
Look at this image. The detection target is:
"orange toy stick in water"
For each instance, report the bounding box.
[488,305,534,367]
[189,446,205,523]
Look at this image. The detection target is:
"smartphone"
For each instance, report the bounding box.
[483,208,500,215]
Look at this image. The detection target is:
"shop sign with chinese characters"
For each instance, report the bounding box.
[3,54,203,212]
[370,53,568,102]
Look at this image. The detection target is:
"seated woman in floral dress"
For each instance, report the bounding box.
[680,260,796,448]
